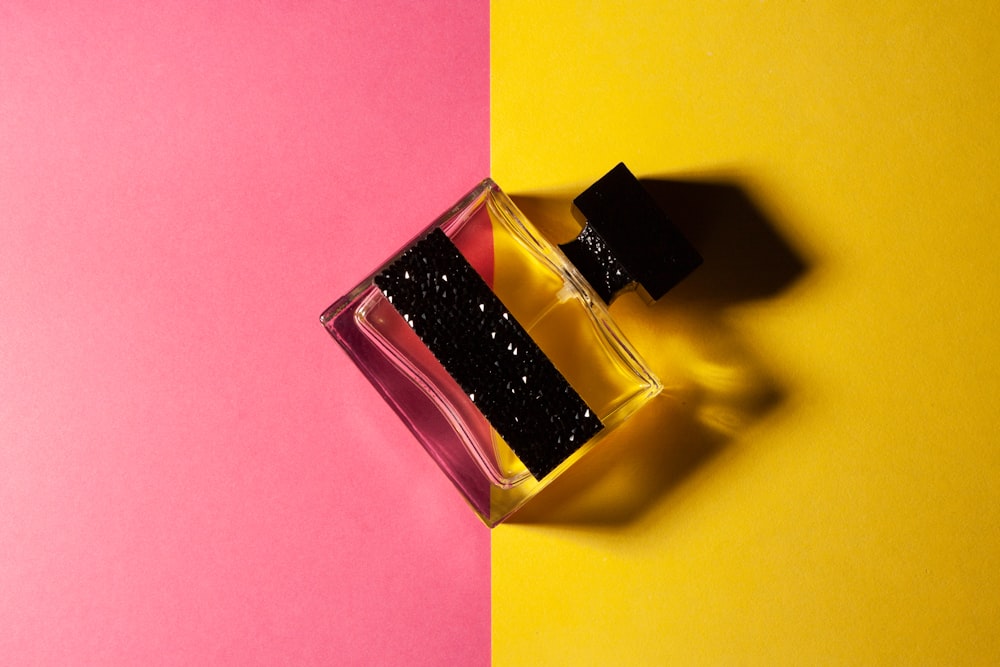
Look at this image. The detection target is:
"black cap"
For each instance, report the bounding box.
[559,162,702,303]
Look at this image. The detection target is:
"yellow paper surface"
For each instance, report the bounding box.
[492,2,1000,664]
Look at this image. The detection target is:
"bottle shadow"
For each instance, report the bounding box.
[506,176,810,526]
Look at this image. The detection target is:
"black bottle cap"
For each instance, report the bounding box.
[560,162,702,303]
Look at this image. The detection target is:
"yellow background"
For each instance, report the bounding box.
[492,1,1000,664]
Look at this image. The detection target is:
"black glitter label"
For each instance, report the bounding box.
[374,228,603,480]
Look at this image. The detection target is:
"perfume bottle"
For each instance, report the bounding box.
[321,163,701,526]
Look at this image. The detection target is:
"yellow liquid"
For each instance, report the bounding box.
[482,188,661,521]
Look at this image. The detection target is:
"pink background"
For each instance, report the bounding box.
[1,3,489,664]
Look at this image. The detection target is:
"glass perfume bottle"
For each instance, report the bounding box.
[321,163,701,526]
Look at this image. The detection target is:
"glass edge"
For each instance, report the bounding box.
[319,178,497,326]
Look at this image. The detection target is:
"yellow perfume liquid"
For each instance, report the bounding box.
[483,191,661,522]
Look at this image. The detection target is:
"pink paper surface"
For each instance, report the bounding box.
[0,3,489,665]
